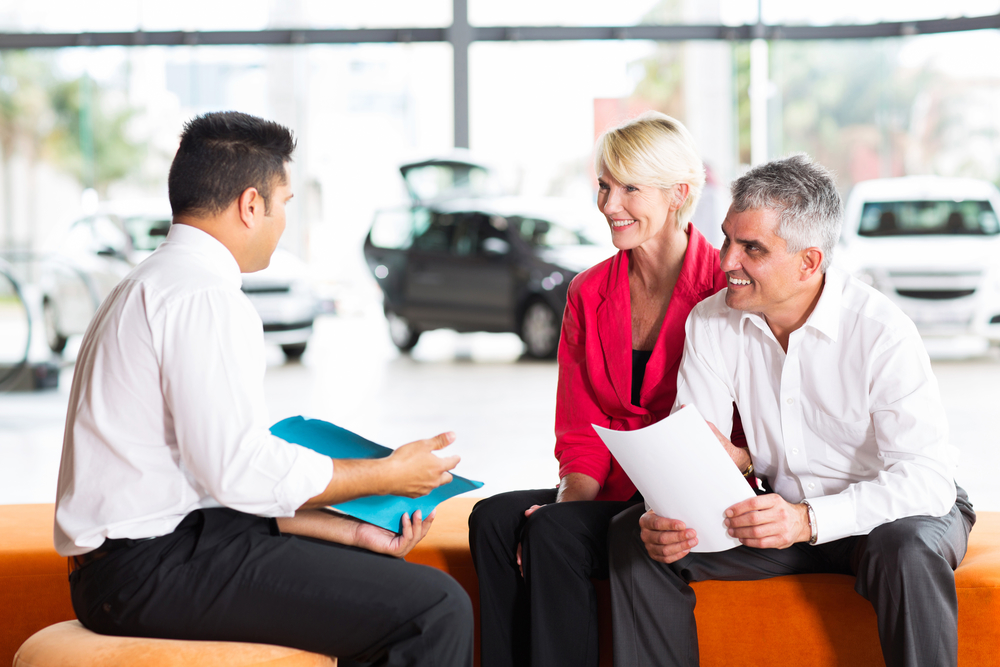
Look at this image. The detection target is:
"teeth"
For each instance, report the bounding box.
[729,277,751,285]
[611,220,636,228]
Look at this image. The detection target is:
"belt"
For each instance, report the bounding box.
[70,536,155,572]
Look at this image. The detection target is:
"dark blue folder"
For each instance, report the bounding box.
[271,416,483,533]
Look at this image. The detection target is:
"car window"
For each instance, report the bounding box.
[510,216,592,247]
[403,164,491,202]
[451,213,482,257]
[92,216,130,253]
[412,211,456,253]
[858,200,1000,237]
[370,208,417,250]
[121,216,171,252]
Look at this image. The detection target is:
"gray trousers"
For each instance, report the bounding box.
[609,487,975,667]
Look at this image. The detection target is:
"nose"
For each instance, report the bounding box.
[601,187,622,215]
[720,242,739,272]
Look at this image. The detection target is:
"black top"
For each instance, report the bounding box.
[631,349,653,407]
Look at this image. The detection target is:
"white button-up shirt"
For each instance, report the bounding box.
[55,224,332,556]
[674,267,958,544]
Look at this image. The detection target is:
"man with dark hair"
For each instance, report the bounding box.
[55,111,474,667]
[608,155,975,667]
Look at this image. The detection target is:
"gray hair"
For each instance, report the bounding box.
[730,154,842,271]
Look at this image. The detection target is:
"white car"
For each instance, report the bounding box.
[41,200,317,359]
[837,176,1000,348]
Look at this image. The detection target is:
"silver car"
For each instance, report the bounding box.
[41,200,317,359]
[838,176,1000,350]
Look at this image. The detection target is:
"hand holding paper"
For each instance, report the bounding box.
[593,404,755,553]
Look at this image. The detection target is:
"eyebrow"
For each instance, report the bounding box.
[721,223,770,252]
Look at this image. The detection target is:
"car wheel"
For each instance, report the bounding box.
[281,343,307,361]
[43,298,68,354]
[387,311,420,352]
[520,299,559,359]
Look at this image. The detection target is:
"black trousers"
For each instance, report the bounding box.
[609,486,976,667]
[69,507,474,667]
[468,489,642,667]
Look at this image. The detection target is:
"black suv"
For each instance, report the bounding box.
[363,195,612,358]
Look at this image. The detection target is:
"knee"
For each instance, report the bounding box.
[609,503,644,545]
[427,569,474,635]
[468,491,533,542]
[858,520,953,582]
[520,503,580,551]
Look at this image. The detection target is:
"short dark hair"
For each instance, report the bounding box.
[168,111,296,217]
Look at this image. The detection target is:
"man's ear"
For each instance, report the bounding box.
[800,247,824,279]
[237,187,261,228]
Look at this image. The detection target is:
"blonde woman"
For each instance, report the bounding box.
[469,112,748,667]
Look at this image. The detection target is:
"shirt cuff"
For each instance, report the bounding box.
[801,492,856,545]
[272,446,334,516]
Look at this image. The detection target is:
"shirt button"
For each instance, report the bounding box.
[792,448,799,455]
[808,483,815,490]
[786,398,794,405]
[642,414,651,425]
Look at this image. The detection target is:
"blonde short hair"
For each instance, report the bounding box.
[594,111,705,228]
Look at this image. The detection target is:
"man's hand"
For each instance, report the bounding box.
[707,421,751,473]
[381,432,460,498]
[724,494,810,549]
[277,509,433,558]
[302,432,460,508]
[640,511,698,564]
[352,510,434,558]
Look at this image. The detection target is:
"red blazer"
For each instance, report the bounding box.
[554,224,745,501]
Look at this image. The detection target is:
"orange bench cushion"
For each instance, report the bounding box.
[4,500,999,667]
[13,620,335,667]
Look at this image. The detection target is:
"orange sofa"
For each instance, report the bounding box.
[4,499,999,667]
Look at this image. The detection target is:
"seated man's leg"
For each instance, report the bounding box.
[468,489,556,667]
[608,504,830,667]
[71,507,473,667]
[849,486,975,667]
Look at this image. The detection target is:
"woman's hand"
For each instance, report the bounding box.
[707,421,751,473]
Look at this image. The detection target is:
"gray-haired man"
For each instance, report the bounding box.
[608,155,975,667]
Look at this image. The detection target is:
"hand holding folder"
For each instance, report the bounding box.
[271,416,484,534]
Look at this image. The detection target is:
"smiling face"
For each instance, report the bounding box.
[719,205,820,324]
[597,169,678,251]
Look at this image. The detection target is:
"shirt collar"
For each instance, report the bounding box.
[162,223,243,289]
[802,266,844,343]
[738,267,845,344]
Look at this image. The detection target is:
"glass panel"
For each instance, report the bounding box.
[412,211,456,253]
[369,208,415,249]
[0,0,450,32]
[857,201,1000,236]
[511,217,592,248]
[402,163,493,202]
[769,32,1000,190]
[0,271,29,365]
[121,216,172,252]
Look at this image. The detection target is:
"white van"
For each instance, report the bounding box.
[837,176,1000,350]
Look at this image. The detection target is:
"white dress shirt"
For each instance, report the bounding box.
[54,224,333,556]
[674,267,958,544]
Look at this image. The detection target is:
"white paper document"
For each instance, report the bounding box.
[593,404,755,552]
